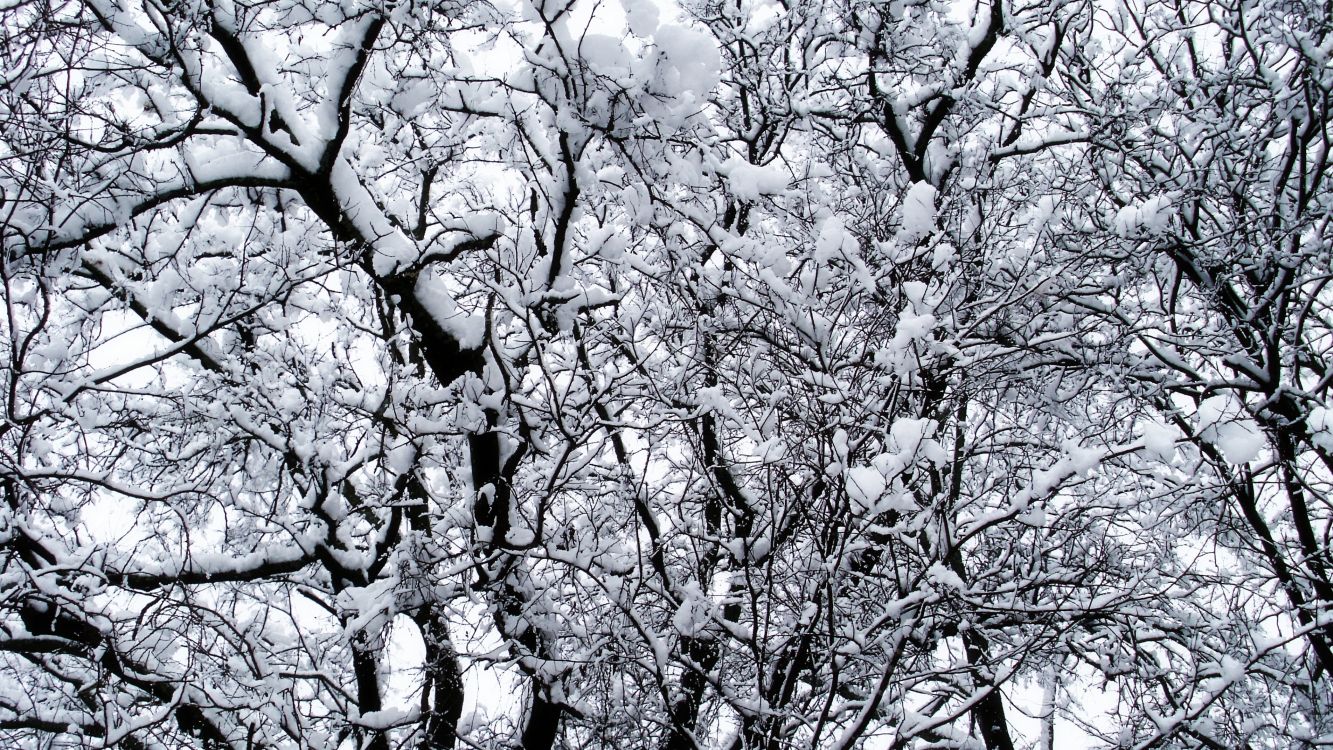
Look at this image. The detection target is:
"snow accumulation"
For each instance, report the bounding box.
[620,0,660,36]
[1310,406,1333,453]
[845,465,886,512]
[356,707,419,730]
[414,275,486,349]
[652,23,721,97]
[721,156,790,202]
[898,181,938,242]
[1113,194,1176,237]
[1196,395,1265,465]
[8,0,1330,747]
[1137,419,1178,462]
[672,583,713,638]
[580,34,635,78]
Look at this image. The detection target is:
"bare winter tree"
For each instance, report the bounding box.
[1,0,1331,748]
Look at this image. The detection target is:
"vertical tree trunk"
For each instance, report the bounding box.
[470,429,563,750]
[1037,669,1057,750]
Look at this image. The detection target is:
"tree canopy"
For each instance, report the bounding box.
[2,0,1332,747]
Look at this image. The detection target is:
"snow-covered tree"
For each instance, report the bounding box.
[1,0,1330,748]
